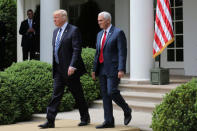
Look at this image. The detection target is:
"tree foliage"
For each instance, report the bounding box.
[0,0,17,69]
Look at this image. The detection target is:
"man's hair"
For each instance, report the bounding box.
[27,9,33,13]
[98,11,111,21]
[53,9,68,21]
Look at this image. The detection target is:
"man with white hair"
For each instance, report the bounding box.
[92,11,132,128]
[38,9,90,129]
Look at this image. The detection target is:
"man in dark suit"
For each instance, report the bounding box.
[19,9,36,60]
[0,20,6,70]
[38,9,90,129]
[92,11,132,129]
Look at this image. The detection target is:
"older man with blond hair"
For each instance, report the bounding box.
[38,9,90,129]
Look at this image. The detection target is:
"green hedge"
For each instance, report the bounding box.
[151,79,197,131]
[81,47,96,74]
[0,72,20,125]
[0,47,100,125]
[4,61,53,115]
[81,47,100,103]
[81,74,100,104]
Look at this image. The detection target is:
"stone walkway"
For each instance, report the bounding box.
[34,108,151,131]
[0,117,140,131]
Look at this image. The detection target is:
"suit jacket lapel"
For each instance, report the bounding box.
[103,26,114,49]
[25,20,29,28]
[59,24,70,45]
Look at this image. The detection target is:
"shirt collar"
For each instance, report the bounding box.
[28,18,32,22]
[60,22,68,32]
[104,24,112,34]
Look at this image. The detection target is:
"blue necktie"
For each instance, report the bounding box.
[55,28,62,64]
[28,19,32,28]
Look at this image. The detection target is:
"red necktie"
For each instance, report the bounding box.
[99,31,107,63]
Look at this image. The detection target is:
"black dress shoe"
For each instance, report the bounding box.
[78,118,90,126]
[38,120,55,129]
[124,108,132,125]
[96,122,114,129]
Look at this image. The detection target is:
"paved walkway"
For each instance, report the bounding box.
[34,108,151,131]
[0,118,140,131]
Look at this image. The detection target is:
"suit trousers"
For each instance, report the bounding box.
[99,63,130,123]
[22,47,35,60]
[46,63,89,122]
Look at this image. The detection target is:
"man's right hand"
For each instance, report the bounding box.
[92,72,96,80]
[27,28,35,33]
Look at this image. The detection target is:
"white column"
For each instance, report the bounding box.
[115,0,130,73]
[40,0,60,63]
[130,0,154,81]
[17,0,24,62]
[184,0,197,76]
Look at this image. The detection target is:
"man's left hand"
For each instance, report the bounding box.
[68,67,76,76]
[118,71,125,79]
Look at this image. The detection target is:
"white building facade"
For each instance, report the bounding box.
[17,0,197,81]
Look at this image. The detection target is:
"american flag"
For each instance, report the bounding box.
[153,0,174,58]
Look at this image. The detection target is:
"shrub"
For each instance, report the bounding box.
[81,47,96,74]
[4,60,53,120]
[0,72,20,125]
[0,0,17,69]
[151,79,197,131]
[81,74,100,104]
[3,60,74,121]
[81,48,100,103]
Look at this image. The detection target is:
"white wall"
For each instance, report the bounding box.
[184,0,197,76]
[115,0,130,73]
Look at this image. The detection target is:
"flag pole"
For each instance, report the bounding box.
[159,55,161,68]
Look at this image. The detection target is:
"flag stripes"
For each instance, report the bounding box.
[153,0,174,58]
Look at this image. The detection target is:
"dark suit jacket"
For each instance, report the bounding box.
[93,26,127,77]
[52,24,86,79]
[19,19,36,48]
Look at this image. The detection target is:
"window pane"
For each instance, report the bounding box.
[175,8,183,20]
[170,0,174,7]
[167,49,175,61]
[176,22,183,34]
[171,8,174,20]
[176,35,183,47]
[69,6,75,17]
[168,41,174,48]
[172,22,175,30]
[176,49,183,61]
[175,0,183,7]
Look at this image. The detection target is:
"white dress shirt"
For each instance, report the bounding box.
[100,24,112,47]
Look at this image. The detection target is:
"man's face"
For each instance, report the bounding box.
[98,15,110,30]
[27,11,33,19]
[53,13,65,27]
